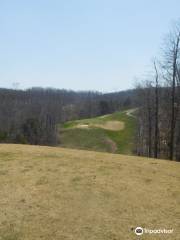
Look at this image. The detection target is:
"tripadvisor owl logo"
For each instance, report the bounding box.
[135,227,143,235]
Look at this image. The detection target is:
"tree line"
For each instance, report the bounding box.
[136,21,180,161]
[0,87,136,146]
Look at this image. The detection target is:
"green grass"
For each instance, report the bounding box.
[63,114,110,128]
[59,110,137,154]
[59,128,112,152]
[105,111,136,154]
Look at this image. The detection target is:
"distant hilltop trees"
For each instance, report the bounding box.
[0,88,136,146]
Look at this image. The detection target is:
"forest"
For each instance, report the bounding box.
[0,88,136,145]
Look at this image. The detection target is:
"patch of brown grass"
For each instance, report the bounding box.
[0,144,179,239]
[94,120,125,131]
[76,120,124,131]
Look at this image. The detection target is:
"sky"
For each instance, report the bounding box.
[0,0,180,92]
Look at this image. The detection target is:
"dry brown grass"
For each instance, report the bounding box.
[0,144,179,240]
[75,120,125,131]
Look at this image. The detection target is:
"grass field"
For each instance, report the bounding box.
[59,110,136,154]
[0,144,179,239]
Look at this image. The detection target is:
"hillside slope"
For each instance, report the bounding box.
[59,110,136,154]
[0,144,179,240]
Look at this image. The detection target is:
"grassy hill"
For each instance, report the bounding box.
[59,109,136,154]
[0,144,179,240]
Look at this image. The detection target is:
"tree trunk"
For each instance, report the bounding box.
[169,34,180,160]
[154,61,159,158]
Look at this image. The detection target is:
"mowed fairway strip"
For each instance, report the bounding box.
[60,110,136,154]
[0,144,179,240]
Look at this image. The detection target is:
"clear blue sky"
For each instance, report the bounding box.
[0,0,179,92]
